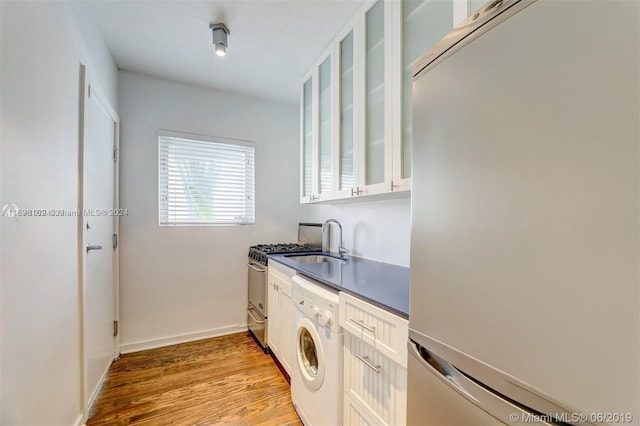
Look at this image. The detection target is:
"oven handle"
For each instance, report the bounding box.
[247,307,265,324]
[248,263,267,273]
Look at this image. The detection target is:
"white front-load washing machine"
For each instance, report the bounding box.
[291,275,343,426]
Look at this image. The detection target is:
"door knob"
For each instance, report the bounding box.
[86,244,103,252]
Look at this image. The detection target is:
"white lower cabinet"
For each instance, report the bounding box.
[340,292,408,426]
[344,392,380,426]
[267,263,295,375]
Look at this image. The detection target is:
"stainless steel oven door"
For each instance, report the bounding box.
[248,261,267,317]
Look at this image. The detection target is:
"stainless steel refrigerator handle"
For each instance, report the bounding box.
[355,354,381,374]
[248,263,267,273]
[408,331,584,424]
[408,339,479,401]
[86,244,103,252]
[408,340,562,426]
[247,308,265,324]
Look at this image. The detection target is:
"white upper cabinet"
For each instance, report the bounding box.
[301,0,458,203]
[300,47,335,203]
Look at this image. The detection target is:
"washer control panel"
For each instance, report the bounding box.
[293,275,341,333]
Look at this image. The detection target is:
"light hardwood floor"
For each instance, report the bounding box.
[87,332,302,425]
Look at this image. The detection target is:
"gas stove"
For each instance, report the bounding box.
[248,243,320,266]
[247,224,323,351]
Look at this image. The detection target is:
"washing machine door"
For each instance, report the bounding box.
[295,317,325,391]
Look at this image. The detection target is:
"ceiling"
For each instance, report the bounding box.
[80,0,366,106]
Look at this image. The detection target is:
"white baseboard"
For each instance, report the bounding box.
[119,325,248,354]
[73,413,86,426]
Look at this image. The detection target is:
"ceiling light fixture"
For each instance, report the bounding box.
[209,23,230,57]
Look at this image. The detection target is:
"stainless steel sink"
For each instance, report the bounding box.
[284,254,346,264]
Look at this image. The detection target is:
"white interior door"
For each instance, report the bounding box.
[81,65,119,409]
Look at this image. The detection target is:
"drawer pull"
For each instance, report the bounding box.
[350,318,376,334]
[355,354,381,374]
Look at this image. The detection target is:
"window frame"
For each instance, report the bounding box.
[157,129,256,227]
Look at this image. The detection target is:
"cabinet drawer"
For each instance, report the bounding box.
[339,292,409,367]
[343,334,407,426]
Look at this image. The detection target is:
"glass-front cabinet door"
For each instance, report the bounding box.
[300,75,315,203]
[360,0,393,196]
[334,25,358,200]
[317,54,333,201]
[300,48,334,203]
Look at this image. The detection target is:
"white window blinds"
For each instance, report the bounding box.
[158,132,255,225]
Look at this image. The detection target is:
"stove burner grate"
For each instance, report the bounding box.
[248,243,321,265]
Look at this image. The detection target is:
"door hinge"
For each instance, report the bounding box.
[113,146,118,162]
[113,320,119,337]
[113,233,118,249]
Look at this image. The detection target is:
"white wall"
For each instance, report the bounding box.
[0,1,118,424]
[118,72,303,351]
[302,197,411,267]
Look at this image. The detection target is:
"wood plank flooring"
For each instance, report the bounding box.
[87,332,302,426]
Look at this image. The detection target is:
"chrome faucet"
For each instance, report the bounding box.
[322,219,349,256]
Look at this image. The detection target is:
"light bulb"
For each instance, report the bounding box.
[215,43,226,57]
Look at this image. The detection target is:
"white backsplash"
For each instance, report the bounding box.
[300,197,411,267]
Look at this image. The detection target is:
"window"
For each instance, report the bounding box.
[158,131,255,225]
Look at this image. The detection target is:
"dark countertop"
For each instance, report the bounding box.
[269,252,409,319]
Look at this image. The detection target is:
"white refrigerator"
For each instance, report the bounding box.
[408,0,639,424]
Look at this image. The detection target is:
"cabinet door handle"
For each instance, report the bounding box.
[350,318,376,334]
[355,354,381,374]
